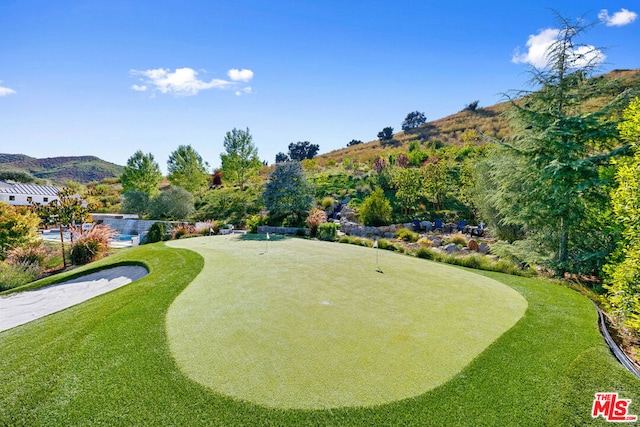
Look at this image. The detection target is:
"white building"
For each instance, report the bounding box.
[0,181,60,206]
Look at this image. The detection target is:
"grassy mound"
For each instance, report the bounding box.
[0,238,638,425]
[166,235,527,409]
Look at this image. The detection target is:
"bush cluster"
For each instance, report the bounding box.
[0,261,40,291]
[395,228,420,242]
[318,222,339,241]
[70,225,115,265]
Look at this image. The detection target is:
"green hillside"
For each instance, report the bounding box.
[0,154,124,185]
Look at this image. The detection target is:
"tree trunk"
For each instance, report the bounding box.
[558,216,569,275]
[59,223,66,268]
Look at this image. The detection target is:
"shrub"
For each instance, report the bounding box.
[145,222,168,244]
[306,208,328,237]
[295,228,307,237]
[395,228,420,243]
[318,222,339,241]
[359,188,392,226]
[415,247,440,261]
[0,260,40,291]
[5,242,49,269]
[70,225,114,265]
[321,197,335,209]
[246,215,267,233]
[194,220,213,235]
[171,223,196,240]
[417,237,434,247]
[448,232,468,247]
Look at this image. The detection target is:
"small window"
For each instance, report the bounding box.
[43,197,49,202]
[9,195,15,201]
[27,197,33,202]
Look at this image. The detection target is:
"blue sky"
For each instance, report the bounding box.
[0,1,638,173]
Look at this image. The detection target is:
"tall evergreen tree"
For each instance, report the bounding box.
[487,14,635,274]
[263,161,313,225]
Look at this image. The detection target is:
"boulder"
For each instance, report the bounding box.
[468,239,479,251]
[478,242,490,254]
[443,243,460,254]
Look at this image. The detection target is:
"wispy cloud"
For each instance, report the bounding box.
[599,8,637,27]
[0,81,16,97]
[130,67,254,96]
[512,28,605,68]
[235,87,253,96]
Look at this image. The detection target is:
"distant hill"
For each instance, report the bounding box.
[0,154,124,185]
[318,68,640,164]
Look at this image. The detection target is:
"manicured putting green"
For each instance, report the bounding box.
[166,236,527,409]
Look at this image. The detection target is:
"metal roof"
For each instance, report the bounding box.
[0,181,60,197]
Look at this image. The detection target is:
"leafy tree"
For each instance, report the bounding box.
[391,167,424,214]
[167,145,209,194]
[288,141,319,161]
[263,161,313,225]
[463,100,480,112]
[487,15,633,274]
[359,187,392,226]
[194,186,263,226]
[121,190,150,216]
[377,127,394,143]
[605,98,640,332]
[347,139,363,147]
[402,111,427,131]
[422,159,451,211]
[121,151,163,196]
[33,188,92,267]
[148,187,195,220]
[0,203,40,258]
[220,128,262,189]
[275,152,289,163]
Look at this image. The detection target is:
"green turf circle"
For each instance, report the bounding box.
[166,236,527,409]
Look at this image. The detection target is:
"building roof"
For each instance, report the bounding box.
[0,181,60,197]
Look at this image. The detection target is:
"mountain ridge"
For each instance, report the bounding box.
[0,154,124,185]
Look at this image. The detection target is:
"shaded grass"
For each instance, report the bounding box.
[0,237,638,425]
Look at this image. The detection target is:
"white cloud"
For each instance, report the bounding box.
[235,87,253,96]
[512,28,560,67]
[599,8,637,27]
[130,67,233,96]
[512,28,605,68]
[228,69,254,82]
[130,67,255,96]
[0,82,16,97]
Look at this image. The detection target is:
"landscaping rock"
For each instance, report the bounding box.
[443,243,460,254]
[478,242,490,254]
[468,239,479,251]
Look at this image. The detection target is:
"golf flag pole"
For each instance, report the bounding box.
[373,237,382,273]
[266,232,270,253]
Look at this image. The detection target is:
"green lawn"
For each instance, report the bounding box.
[0,236,638,426]
[166,236,526,409]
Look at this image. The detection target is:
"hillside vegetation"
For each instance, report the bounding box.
[318,68,640,165]
[0,154,124,185]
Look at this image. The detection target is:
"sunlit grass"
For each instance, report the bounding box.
[1,237,638,425]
